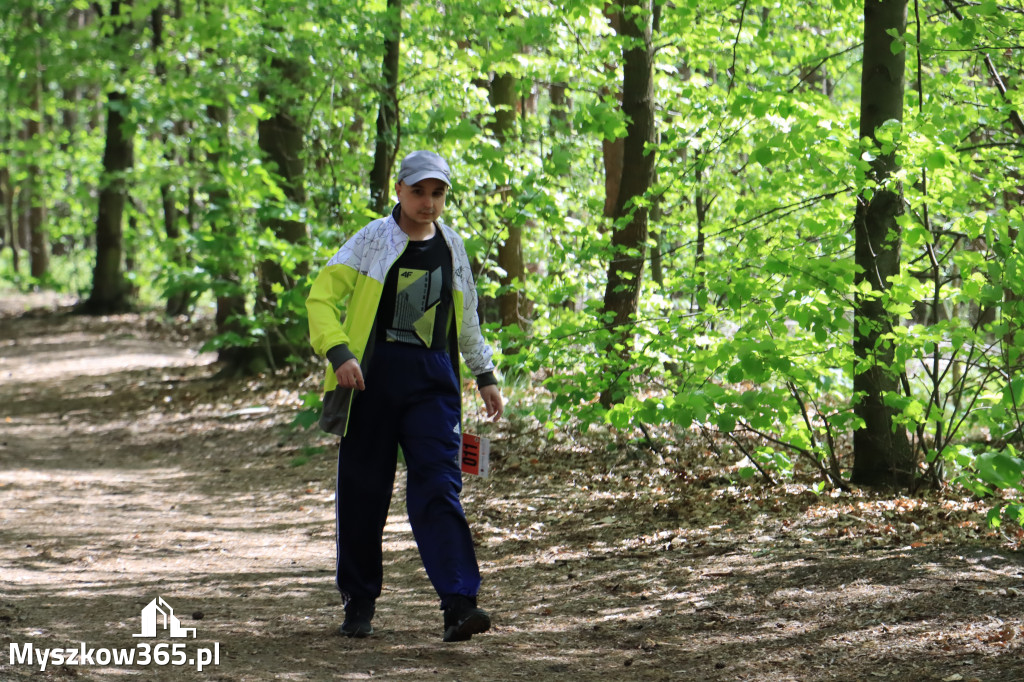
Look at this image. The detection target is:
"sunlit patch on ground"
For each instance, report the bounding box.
[1,300,1021,680]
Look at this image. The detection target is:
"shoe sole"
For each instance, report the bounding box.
[443,612,491,642]
[339,624,373,638]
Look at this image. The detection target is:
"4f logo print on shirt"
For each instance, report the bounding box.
[388,267,442,346]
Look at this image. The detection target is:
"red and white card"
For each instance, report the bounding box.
[460,433,491,478]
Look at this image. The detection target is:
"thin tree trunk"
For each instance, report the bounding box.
[197,0,248,368]
[255,49,310,369]
[17,183,30,269]
[490,71,525,341]
[1,97,16,272]
[369,0,401,214]
[851,0,914,488]
[549,82,570,132]
[693,147,707,311]
[27,7,48,280]
[206,101,247,367]
[83,88,132,312]
[602,6,624,220]
[81,0,134,314]
[257,75,308,293]
[600,0,657,406]
[0,165,15,273]
[56,9,88,249]
[648,0,663,289]
[152,2,191,317]
[649,171,663,288]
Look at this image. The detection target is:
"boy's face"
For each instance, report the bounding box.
[396,178,448,229]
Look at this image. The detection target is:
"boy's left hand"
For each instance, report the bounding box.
[479,384,504,420]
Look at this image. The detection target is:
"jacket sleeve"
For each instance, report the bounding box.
[450,234,497,383]
[306,260,359,360]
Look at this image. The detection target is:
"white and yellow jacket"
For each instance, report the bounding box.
[306,210,497,436]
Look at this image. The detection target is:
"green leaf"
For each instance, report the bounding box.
[1004,377,1024,408]
[974,0,999,16]
[753,146,774,166]
[291,410,319,429]
[740,354,765,378]
[977,451,1024,491]
[716,413,737,433]
[737,466,757,480]
[446,118,481,141]
[607,404,631,430]
[727,364,746,384]
[924,150,947,170]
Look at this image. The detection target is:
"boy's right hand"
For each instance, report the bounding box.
[335,358,365,391]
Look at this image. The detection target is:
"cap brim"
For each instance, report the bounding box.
[401,171,450,186]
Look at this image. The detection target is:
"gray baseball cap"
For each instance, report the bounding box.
[396,150,451,186]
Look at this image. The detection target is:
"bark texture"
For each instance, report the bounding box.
[369,0,402,214]
[82,0,134,315]
[851,0,914,488]
[600,0,657,405]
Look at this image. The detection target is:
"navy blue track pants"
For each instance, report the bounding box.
[334,342,481,606]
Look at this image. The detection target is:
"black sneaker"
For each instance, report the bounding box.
[339,600,374,638]
[442,595,491,642]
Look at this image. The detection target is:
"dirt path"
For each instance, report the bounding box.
[2,296,1023,681]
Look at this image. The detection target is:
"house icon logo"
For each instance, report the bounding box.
[132,597,196,639]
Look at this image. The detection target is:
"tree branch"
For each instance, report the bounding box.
[727,0,748,94]
[940,0,1024,138]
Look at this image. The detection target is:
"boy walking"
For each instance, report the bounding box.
[306,151,503,642]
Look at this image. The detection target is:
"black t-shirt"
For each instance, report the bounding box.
[375,228,453,350]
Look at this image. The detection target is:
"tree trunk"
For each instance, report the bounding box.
[851,0,914,488]
[489,71,526,342]
[55,9,89,256]
[549,82,570,132]
[647,0,663,289]
[17,184,31,269]
[693,147,708,312]
[152,2,191,317]
[81,0,134,315]
[206,101,248,367]
[0,165,15,273]
[602,139,624,219]
[600,0,657,406]
[369,0,401,215]
[198,1,254,371]
[649,167,663,288]
[254,49,310,370]
[83,88,133,313]
[257,70,308,297]
[602,6,624,220]
[27,10,48,281]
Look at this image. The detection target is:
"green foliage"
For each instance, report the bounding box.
[953,445,1024,528]
[2,0,1022,524]
[290,390,323,431]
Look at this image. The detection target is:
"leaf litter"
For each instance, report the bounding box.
[0,296,1021,681]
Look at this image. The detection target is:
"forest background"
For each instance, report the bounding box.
[1,0,1023,525]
